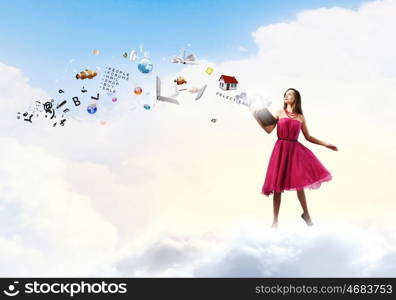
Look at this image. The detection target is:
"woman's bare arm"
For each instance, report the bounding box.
[301,115,338,151]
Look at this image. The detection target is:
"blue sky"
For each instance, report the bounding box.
[0,0,368,92]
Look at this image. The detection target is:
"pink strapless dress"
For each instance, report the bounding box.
[262,117,332,197]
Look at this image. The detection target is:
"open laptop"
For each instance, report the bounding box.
[156,77,179,105]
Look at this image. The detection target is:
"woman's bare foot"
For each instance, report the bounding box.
[301,213,314,226]
[271,221,278,229]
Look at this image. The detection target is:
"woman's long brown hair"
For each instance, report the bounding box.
[283,88,303,115]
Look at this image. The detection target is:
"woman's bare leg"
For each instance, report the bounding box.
[297,190,314,226]
[271,192,282,228]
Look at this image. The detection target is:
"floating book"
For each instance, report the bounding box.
[195,84,207,101]
[254,107,278,126]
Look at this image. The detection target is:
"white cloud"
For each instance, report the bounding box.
[0,136,120,276]
[115,223,396,277]
[0,63,49,135]
[233,45,248,52]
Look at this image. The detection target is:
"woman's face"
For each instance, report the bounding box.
[284,90,295,105]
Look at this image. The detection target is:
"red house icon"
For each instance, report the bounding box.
[219,75,238,91]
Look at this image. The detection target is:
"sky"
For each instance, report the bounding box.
[0,0,368,91]
[1,0,396,277]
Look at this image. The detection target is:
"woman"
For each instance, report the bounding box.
[252,88,338,228]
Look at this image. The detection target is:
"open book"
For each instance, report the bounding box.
[253,107,278,126]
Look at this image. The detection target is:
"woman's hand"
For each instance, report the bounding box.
[325,144,338,151]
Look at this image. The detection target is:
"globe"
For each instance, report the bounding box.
[87,104,97,114]
[138,58,153,74]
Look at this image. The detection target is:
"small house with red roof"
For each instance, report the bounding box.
[219,75,238,91]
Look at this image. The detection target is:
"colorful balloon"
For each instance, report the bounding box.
[134,87,143,95]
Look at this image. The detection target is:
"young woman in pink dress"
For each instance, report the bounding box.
[252,88,338,228]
